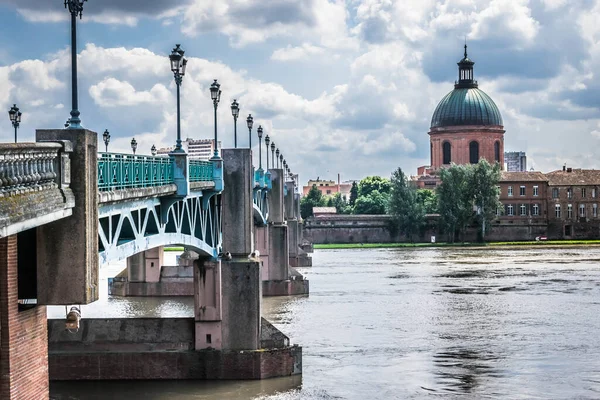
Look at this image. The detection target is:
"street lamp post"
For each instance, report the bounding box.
[210,80,222,158]
[65,0,86,129]
[246,114,253,149]
[264,135,270,171]
[271,142,275,169]
[231,99,239,148]
[8,104,21,143]
[257,125,263,170]
[151,145,157,156]
[169,44,187,152]
[131,138,137,155]
[279,154,283,170]
[275,148,280,168]
[102,129,110,152]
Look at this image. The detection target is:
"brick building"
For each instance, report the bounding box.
[497,171,548,223]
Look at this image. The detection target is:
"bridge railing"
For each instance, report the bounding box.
[98,153,174,192]
[0,142,69,196]
[189,159,214,182]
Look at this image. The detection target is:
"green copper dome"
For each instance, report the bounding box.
[430,87,503,128]
[431,45,503,129]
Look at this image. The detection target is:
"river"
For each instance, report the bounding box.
[50,247,600,399]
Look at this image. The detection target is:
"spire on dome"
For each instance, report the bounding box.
[456,43,478,89]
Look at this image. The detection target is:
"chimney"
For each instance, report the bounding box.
[563,164,566,172]
[567,167,573,173]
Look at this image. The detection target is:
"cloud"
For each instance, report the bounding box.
[271,44,326,62]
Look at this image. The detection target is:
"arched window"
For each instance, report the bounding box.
[443,141,451,164]
[494,141,500,162]
[469,141,479,164]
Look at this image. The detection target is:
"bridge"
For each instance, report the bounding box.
[0,127,309,397]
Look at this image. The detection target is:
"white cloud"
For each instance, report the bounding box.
[271,44,326,62]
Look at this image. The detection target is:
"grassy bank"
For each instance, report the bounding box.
[164,247,185,252]
[313,240,600,250]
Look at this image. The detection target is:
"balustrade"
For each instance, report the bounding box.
[189,159,213,182]
[98,153,173,192]
[0,143,66,196]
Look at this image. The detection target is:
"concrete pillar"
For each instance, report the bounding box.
[218,148,261,350]
[284,182,295,220]
[222,149,254,257]
[268,169,285,224]
[220,259,261,350]
[35,129,98,305]
[127,247,163,283]
[268,225,289,281]
[288,219,299,259]
[170,152,189,197]
[0,235,49,400]
[255,225,270,281]
[194,259,222,350]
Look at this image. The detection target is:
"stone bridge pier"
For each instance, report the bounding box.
[258,169,309,296]
[285,181,312,269]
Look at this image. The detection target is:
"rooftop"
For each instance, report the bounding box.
[546,169,600,186]
[501,171,547,182]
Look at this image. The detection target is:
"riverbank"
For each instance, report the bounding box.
[314,240,600,250]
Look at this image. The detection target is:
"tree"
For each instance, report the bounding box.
[330,192,351,214]
[300,184,325,219]
[469,159,502,240]
[416,189,438,214]
[387,167,424,242]
[358,176,391,198]
[349,181,358,206]
[437,164,473,243]
[354,190,388,214]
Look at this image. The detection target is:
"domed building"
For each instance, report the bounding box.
[428,45,505,170]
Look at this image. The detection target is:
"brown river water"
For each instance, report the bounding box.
[50,247,600,399]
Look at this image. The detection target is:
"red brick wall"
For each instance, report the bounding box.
[0,235,49,400]
[429,126,505,170]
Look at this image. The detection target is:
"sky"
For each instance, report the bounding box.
[1,0,600,185]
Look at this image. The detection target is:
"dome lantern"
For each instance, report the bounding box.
[455,44,477,89]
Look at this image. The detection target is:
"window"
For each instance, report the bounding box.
[552,188,559,199]
[555,204,561,218]
[582,188,587,198]
[533,186,539,196]
[494,141,500,162]
[326,190,331,195]
[520,204,527,216]
[469,141,479,164]
[568,204,573,219]
[508,186,513,197]
[520,186,526,196]
[594,204,598,217]
[532,204,539,216]
[507,204,514,216]
[580,204,586,217]
[443,141,451,164]
[593,188,597,198]
[567,188,573,199]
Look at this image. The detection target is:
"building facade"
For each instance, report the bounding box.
[157,138,221,160]
[302,177,354,198]
[505,151,527,172]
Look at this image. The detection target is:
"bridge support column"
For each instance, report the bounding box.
[194,259,222,350]
[262,169,308,296]
[35,129,99,305]
[0,235,49,399]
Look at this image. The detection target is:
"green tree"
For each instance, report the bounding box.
[387,168,424,242]
[437,164,473,243]
[329,192,351,214]
[470,159,502,240]
[300,184,325,219]
[416,189,439,214]
[349,181,358,206]
[354,190,388,214]
[358,176,391,198]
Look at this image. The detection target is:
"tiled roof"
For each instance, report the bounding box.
[501,171,547,182]
[546,169,600,186]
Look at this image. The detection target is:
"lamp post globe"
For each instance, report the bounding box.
[130,138,137,155]
[210,79,222,158]
[102,129,110,153]
[8,104,21,143]
[270,142,275,169]
[231,99,239,148]
[169,44,187,152]
[151,144,157,156]
[246,114,254,149]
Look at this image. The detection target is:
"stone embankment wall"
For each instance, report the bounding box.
[304,215,571,243]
